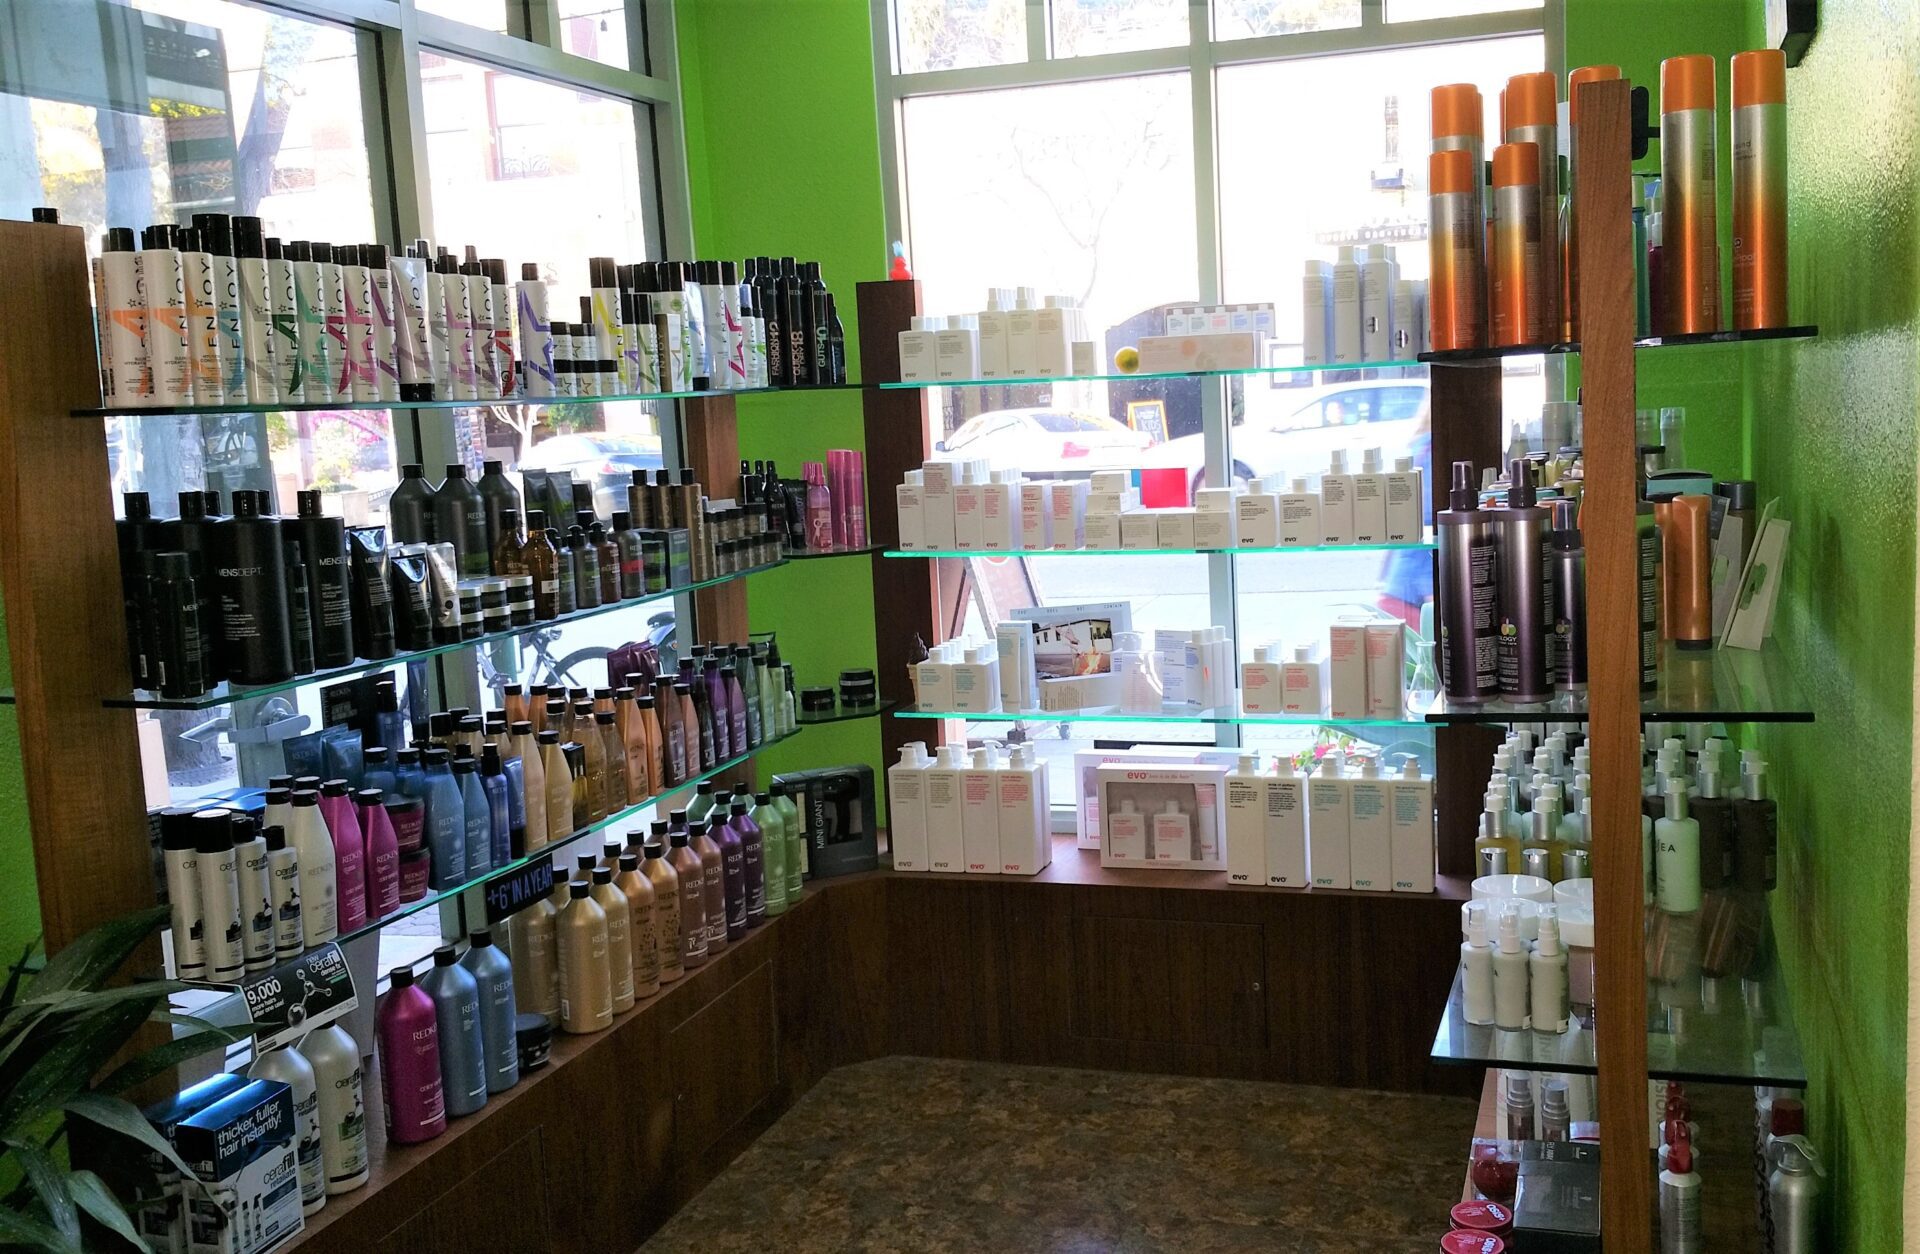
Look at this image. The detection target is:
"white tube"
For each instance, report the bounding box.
[390,251,434,398]
[139,233,193,406]
[238,258,279,404]
[100,237,150,405]
[196,817,244,984]
[162,822,204,979]
[182,242,225,405]
[466,262,496,395]
[489,266,514,397]
[321,248,350,399]
[269,246,305,401]
[292,245,333,403]
[368,256,400,401]
[344,253,377,402]
[516,270,556,397]
[213,247,245,401]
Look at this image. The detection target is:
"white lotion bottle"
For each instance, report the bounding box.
[1266,759,1308,887]
[1320,449,1356,545]
[1491,905,1531,1030]
[234,821,275,974]
[1460,902,1496,1026]
[1389,757,1436,894]
[1240,645,1284,714]
[247,1045,325,1214]
[1152,800,1193,863]
[924,744,966,874]
[995,744,1049,876]
[1307,752,1352,889]
[1530,906,1570,1034]
[1385,456,1423,542]
[888,742,931,872]
[1279,477,1320,547]
[1330,244,1361,365]
[195,815,245,984]
[1107,799,1147,862]
[289,790,338,946]
[1347,757,1392,892]
[1225,754,1267,886]
[961,746,1002,874]
[1654,782,1702,913]
[265,827,303,961]
[1352,447,1389,544]
[1301,259,1333,366]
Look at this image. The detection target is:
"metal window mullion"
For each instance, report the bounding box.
[1204,7,1543,67]
[1027,0,1050,61]
[887,44,1191,97]
[414,12,673,103]
[871,1,909,256]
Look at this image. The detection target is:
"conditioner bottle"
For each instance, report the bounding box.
[559,880,613,1033]
[375,966,447,1143]
[295,1024,370,1194]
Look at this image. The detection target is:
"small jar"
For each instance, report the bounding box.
[799,687,836,718]
[507,575,535,627]
[397,848,431,902]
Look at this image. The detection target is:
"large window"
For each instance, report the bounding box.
[878,0,1555,808]
[2,0,682,973]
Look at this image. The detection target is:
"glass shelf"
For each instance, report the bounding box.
[74,381,866,419]
[785,543,887,560]
[1423,643,1813,726]
[796,697,900,725]
[895,703,1424,728]
[105,559,787,711]
[879,359,1424,390]
[1429,963,1807,1087]
[162,726,802,987]
[885,533,1435,559]
[1418,324,1818,365]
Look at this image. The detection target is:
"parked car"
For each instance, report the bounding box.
[1144,380,1430,501]
[930,407,1155,478]
[518,432,666,517]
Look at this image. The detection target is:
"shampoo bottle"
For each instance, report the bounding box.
[458,930,519,1094]
[419,946,487,1118]
[1107,799,1147,863]
[589,867,636,1013]
[376,965,447,1142]
[193,812,244,984]
[924,744,967,873]
[558,880,613,1033]
[508,894,559,1018]
[247,1045,325,1214]
[1152,800,1194,863]
[667,828,710,969]
[962,746,1002,874]
[287,790,338,945]
[295,1023,370,1193]
[642,835,685,982]
[1655,782,1703,913]
[614,851,660,999]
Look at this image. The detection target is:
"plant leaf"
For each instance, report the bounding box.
[0,1001,150,1139]
[99,1027,251,1095]
[63,1091,194,1179]
[67,1169,151,1253]
[0,1201,72,1249]
[2,939,43,1014]
[24,908,167,1002]
[28,983,175,1016]
[6,1139,82,1250]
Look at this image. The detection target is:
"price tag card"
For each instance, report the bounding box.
[484,857,556,926]
[243,943,358,1052]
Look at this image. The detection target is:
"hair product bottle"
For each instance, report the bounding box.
[1490,141,1546,347]
[375,966,447,1143]
[614,851,660,1000]
[1564,64,1623,341]
[160,811,205,980]
[247,1044,325,1214]
[453,753,492,880]
[193,811,244,984]
[508,894,559,1019]
[1659,54,1722,334]
[295,1024,370,1194]
[667,828,709,969]
[1504,71,1561,340]
[1731,49,1788,329]
[287,791,337,946]
[459,930,520,1095]
[1427,151,1486,353]
[232,814,275,974]
[216,489,295,685]
[1495,460,1551,703]
[642,834,685,983]
[419,946,487,1119]
[690,814,730,956]
[589,868,635,1013]
[559,880,613,1033]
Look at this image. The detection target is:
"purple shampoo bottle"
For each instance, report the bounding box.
[729,798,765,927]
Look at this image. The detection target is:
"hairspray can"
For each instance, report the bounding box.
[1505,71,1560,340]
[1427,149,1485,351]
[1660,54,1722,334]
[1732,49,1788,330]
[1490,141,1546,347]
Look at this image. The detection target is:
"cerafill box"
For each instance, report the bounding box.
[174,1079,304,1254]
[140,1073,251,1254]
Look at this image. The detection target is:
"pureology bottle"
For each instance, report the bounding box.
[289,490,353,668]
[421,747,467,888]
[363,746,397,797]
[454,752,493,878]
[248,1044,325,1214]
[295,1024,369,1194]
[419,946,486,1118]
[388,464,435,544]
[459,930,519,1093]
[216,489,295,685]
[730,799,765,928]
[433,463,491,578]
[375,966,447,1142]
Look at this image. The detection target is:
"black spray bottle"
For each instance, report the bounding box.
[283,539,315,675]
[118,492,160,687]
[170,490,224,680]
[1493,459,1550,704]
[216,489,294,684]
[1435,461,1497,704]
[802,261,829,386]
[779,257,806,387]
[290,489,354,668]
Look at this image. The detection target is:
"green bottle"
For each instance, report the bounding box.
[753,791,787,917]
[772,781,804,899]
[685,780,718,826]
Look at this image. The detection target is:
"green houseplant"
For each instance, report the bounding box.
[1,906,250,1252]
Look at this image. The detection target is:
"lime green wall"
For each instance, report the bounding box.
[0,597,38,962]
[1744,4,1918,1248]
[1571,3,1915,1247]
[675,0,890,789]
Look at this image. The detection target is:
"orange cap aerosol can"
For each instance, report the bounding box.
[1429,148,1486,352]
[1659,55,1722,334]
[1731,49,1788,329]
[1491,142,1547,347]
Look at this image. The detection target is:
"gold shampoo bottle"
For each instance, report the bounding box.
[642,831,684,983]
[589,867,635,1014]
[614,851,660,1000]
[558,879,612,1033]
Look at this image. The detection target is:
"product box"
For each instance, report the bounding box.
[773,765,879,877]
[895,482,926,550]
[1235,493,1280,547]
[174,1079,303,1254]
[1155,509,1196,550]
[1193,508,1235,550]
[140,1074,251,1254]
[1019,482,1053,550]
[1038,672,1118,712]
[1012,602,1129,677]
[1073,746,1240,850]
[1327,618,1370,719]
[1511,1156,1601,1252]
[1081,508,1122,550]
[920,461,957,550]
[1135,332,1259,373]
[1048,480,1087,549]
[1723,507,1788,650]
[1096,763,1227,870]
[1119,511,1158,551]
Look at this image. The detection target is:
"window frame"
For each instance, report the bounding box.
[872,0,1562,808]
